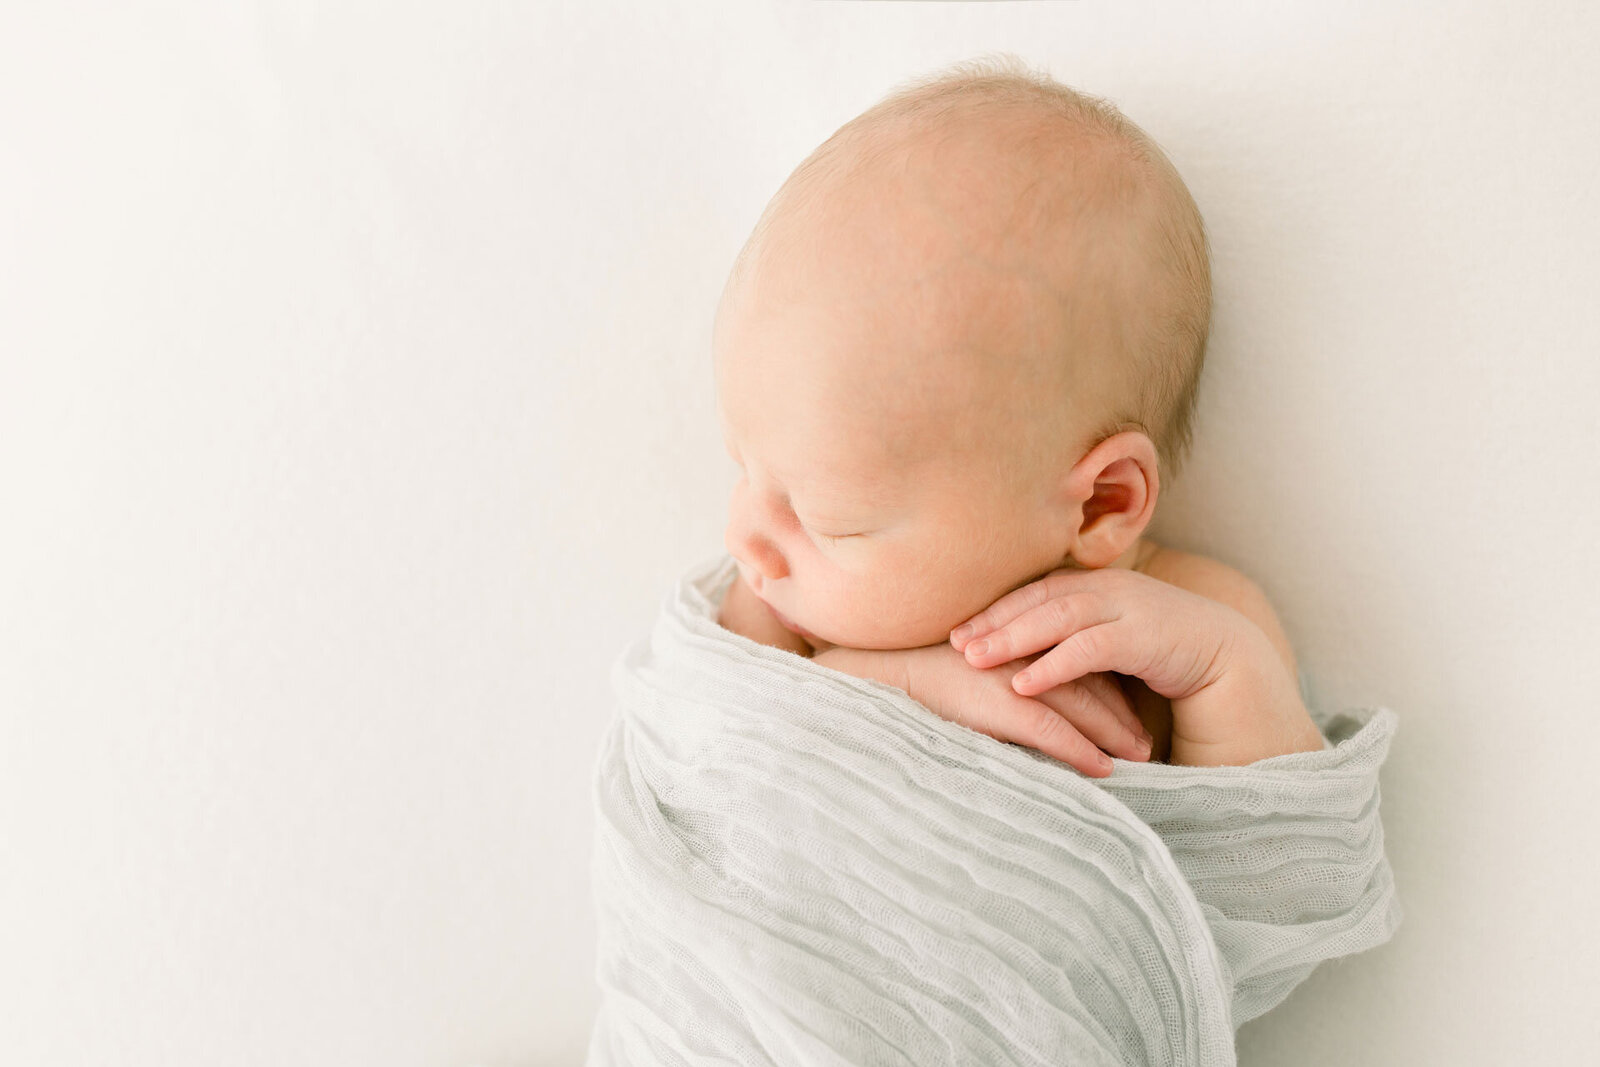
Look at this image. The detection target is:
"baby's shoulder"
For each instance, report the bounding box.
[1138,541,1254,599]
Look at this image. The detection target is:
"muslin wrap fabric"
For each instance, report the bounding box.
[586,553,1401,1066]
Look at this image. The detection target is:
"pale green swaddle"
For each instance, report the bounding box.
[586,553,1401,1066]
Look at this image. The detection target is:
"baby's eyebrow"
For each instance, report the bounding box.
[763,474,894,525]
[791,472,906,519]
[792,506,869,528]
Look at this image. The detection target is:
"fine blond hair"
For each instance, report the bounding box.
[738,53,1213,488]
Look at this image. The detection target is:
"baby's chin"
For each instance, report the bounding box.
[768,603,830,646]
[771,589,963,651]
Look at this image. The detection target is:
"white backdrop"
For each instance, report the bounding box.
[3,2,1596,1064]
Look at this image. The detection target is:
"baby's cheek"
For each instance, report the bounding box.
[837,595,948,651]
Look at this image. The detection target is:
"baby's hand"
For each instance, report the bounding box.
[814,643,1153,778]
[950,567,1325,767]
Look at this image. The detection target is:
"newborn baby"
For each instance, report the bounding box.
[714,60,1323,772]
[587,67,1399,1063]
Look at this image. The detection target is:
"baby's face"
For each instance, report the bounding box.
[717,404,1067,652]
[715,107,1148,650]
[715,211,1086,651]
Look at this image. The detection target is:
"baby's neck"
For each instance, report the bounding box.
[1124,537,1163,574]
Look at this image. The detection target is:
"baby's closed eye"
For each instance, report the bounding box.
[798,519,861,543]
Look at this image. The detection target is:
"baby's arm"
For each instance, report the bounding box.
[1116,548,1311,760]
[713,552,1317,770]
[1142,550,1326,761]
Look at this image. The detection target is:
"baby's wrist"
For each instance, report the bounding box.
[1169,674,1325,766]
[812,647,908,692]
[1168,630,1326,766]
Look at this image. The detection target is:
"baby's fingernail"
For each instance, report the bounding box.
[967,639,989,657]
[951,623,974,644]
[1136,736,1153,757]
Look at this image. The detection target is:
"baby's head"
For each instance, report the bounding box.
[716,56,1211,651]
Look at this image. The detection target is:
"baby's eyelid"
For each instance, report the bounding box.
[807,527,861,542]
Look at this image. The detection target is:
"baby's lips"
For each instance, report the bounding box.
[770,603,823,644]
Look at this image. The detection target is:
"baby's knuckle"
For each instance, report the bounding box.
[1071,627,1106,664]
[1041,572,1078,600]
[1028,706,1067,745]
[1008,584,1042,615]
[1044,597,1078,632]
[1078,670,1114,701]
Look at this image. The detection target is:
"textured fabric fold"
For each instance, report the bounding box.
[1096,708,1401,1026]
[587,553,1400,1066]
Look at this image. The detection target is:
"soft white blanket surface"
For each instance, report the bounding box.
[587,553,1401,1066]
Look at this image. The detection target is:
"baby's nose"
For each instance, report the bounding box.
[724,520,788,582]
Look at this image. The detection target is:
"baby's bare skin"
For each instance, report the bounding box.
[715,100,1189,653]
[719,537,1304,764]
[712,87,1317,768]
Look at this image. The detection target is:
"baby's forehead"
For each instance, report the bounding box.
[717,342,1026,516]
[718,235,1077,441]
[716,102,1162,468]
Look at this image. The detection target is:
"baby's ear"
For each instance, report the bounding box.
[1061,431,1159,569]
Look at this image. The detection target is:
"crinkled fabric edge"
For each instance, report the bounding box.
[612,550,1400,1062]
[634,549,1243,1058]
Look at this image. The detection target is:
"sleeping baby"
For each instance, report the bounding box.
[588,59,1399,1065]
[712,59,1328,775]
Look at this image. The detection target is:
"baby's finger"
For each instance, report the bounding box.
[997,696,1117,777]
[962,593,1120,669]
[1011,621,1145,698]
[1034,680,1152,762]
[1072,671,1154,752]
[950,570,1087,651]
